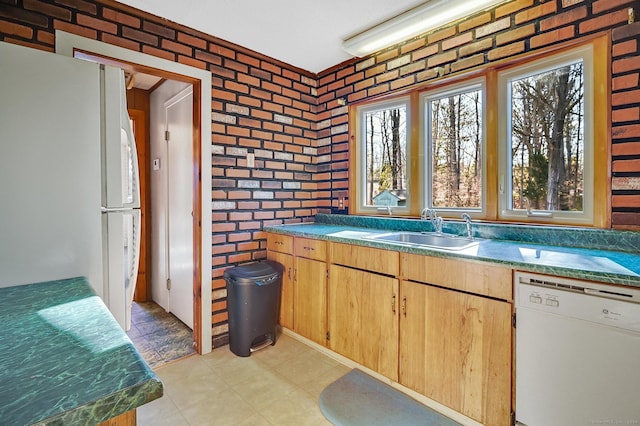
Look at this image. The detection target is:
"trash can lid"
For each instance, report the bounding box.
[224,260,283,284]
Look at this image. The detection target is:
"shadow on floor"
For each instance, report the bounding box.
[126,301,196,369]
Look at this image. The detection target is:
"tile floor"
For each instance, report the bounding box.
[137,333,351,425]
[127,301,196,369]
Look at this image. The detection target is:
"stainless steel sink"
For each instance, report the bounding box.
[364,231,479,250]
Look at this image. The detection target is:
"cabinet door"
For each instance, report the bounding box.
[294,257,327,346]
[328,265,399,380]
[399,280,512,425]
[266,250,294,329]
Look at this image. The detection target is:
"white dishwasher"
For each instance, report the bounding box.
[515,272,640,426]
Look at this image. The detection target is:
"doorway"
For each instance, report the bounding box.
[55,30,213,354]
[151,83,195,329]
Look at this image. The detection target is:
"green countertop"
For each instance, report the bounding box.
[0,277,163,425]
[264,220,640,288]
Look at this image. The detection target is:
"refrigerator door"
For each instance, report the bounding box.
[102,209,141,330]
[102,65,140,210]
[0,41,103,292]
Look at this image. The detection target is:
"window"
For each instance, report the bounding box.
[349,36,608,226]
[498,45,594,224]
[424,81,484,212]
[356,97,410,214]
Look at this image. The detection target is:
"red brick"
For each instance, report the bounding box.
[0,20,33,39]
[376,48,399,64]
[162,38,191,56]
[102,33,140,52]
[37,30,55,45]
[24,0,71,21]
[496,0,534,19]
[53,20,96,39]
[593,0,636,14]
[459,12,492,32]
[612,124,640,139]
[611,194,640,207]
[177,32,206,49]
[427,26,456,44]
[488,41,526,61]
[122,26,158,45]
[442,32,473,51]
[540,6,587,32]
[530,26,575,49]
[141,44,174,61]
[613,39,638,57]
[612,107,640,123]
[515,2,557,25]
[612,141,640,156]
[612,73,639,91]
[613,56,640,74]
[427,50,457,67]
[400,38,426,54]
[237,53,260,67]
[141,20,175,39]
[579,9,629,34]
[102,8,139,28]
[496,24,536,46]
[612,21,640,42]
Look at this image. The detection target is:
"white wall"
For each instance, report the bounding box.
[149,79,192,309]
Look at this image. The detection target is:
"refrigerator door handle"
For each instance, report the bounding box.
[120,73,141,210]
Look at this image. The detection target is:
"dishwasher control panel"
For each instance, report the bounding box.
[515,272,640,332]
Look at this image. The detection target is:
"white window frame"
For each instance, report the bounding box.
[421,78,486,217]
[497,45,594,225]
[356,96,412,215]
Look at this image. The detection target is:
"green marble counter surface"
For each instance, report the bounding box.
[0,277,163,425]
[264,215,640,288]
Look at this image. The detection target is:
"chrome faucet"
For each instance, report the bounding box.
[422,208,443,234]
[461,213,473,239]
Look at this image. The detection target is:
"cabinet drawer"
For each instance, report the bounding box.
[294,237,327,261]
[401,253,512,301]
[329,242,399,276]
[266,233,293,253]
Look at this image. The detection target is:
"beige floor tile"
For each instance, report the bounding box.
[179,387,257,426]
[259,389,328,426]
[273,346,341,387]
[137,394,189,426]
[300,363,352,400]
[137,332,348,426]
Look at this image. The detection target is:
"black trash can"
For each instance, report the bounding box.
[224,260,283,357]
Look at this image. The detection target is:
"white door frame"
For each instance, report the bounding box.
[55,30,212,354]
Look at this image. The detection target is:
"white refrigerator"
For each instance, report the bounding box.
[0,41,141,331]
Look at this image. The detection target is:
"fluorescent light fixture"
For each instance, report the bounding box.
[343,0,507,57]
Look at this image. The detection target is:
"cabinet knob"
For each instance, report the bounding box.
[392,294,396,314]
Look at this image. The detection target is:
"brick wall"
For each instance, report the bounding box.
[1,0,638,347]
[317,0,640,229]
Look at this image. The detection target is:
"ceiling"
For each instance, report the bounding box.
[116,0,426,74]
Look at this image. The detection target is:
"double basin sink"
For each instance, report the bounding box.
[364,231,479,251]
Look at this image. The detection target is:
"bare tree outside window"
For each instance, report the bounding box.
[509,62,585,212]
[363,105,407,206]
[428,88,483,208]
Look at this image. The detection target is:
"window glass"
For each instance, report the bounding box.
[508,61,585,213]
[425,85,483,210]
[359,100,409,210]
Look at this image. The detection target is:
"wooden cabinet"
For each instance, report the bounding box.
[267,233,513,424]
[266,233,328,346]
[328,264,399,380]
[399,279,512,425]
[266,234,294,328]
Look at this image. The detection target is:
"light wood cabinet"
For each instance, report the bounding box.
[267,233,513,424]
[266,249,294,328]
[266,234,294,328]
[328,264,399,380]
[266,233,328,346]
[399,280,512,425]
